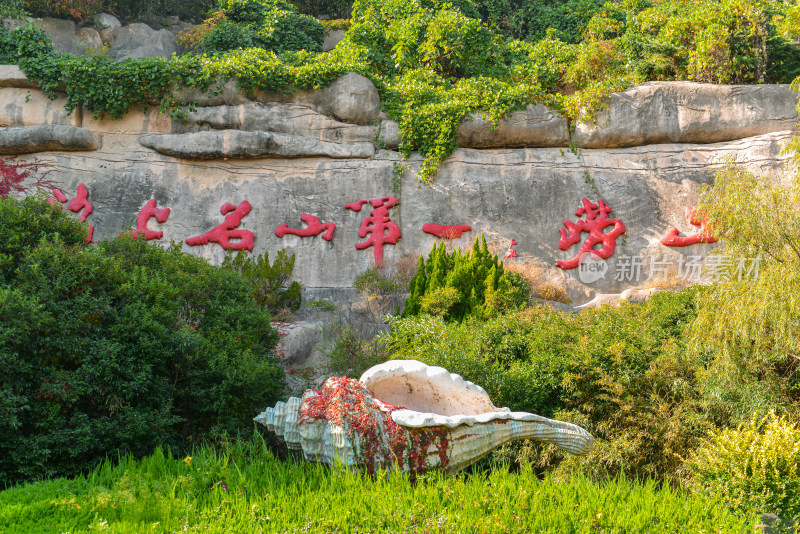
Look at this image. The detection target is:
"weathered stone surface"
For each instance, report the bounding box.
[172,79,249,107]
[311,72,382,125]
[33,18,79,55]
[109,23,178,60]
[0,88,80,127]
[139,130,375,159]
[92,13,122,45]
[163,15,195,36]
[0,65,37,89]
[575,82,800,148]
[0,125,100,154]
[178,102,377,144]
[174,73,382,125]
[378,120,401,150]
[277,319,329,367]
[576,288,660,309]
[323,29,346,52]
[457,104,570,148]
[75,27,103,54]
[5,70,798,304]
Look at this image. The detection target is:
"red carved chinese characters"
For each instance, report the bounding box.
[345,196,401,265]
[422,223,472,239]
[505,238,519,259]
[660,206,717,247]
[556,198,626,270]
[186,200,254,251]
[276,213,336,241]
[122,199,170,240]
[53,183,94,244]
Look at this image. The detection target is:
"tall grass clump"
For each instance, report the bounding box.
[0,434,756,533]
[686,412,800,527]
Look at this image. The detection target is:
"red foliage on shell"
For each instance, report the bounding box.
[299,377,449,474]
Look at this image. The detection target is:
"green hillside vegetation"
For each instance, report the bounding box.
[2,0,799,182]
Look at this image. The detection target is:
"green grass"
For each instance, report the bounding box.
[0,435,756,533]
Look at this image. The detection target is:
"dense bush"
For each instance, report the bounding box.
[388,287,799,482]
[691,152,800,426]
[22,0,216,22]
[290,0,352,19]
[24,0,102,21]
[198,0,324,54]
[107,0,216,22]
[473,0,605,43]
[686,413,800,524]
[0,0,27,18]
[403,236,530,322]
[0,197,283,486]
[201,19,255,53]
[221,249,302,314]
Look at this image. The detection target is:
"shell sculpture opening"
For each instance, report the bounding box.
[254,360,594,475]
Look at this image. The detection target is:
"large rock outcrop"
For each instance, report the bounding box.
[575,82,799,148]
[178,102,377,144]
[108,23,178,60]
[457,104,570,148]
[1,65,796,304]
[91,13,122,45]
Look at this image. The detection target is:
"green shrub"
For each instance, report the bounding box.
[0,0,27,19]
[202,19,255,53]
[102,0,216,23]
[222,249,302,313]
[0,24,54,65]
[294,0,352,19]
[403,236,530,322]
[25,0,102,21]
[324,323,390,378]
[419,286,459,316]
[251,8,324,54]
[0,194,87,282]
[691,157,800,426]
[208,0,324,54]
[0,197,283,486]
[222,0,294,24]
[388,288,766,482]
[473,0,606,44]
[686,413,800,523]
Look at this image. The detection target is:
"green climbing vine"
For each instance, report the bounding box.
[3,0,797,182]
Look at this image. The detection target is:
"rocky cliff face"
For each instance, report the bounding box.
[1,65,797,304]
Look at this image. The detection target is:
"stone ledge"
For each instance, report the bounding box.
[575,82,800,148]
[138,130,376,159]
[0,125,101,154]
[0,65,37,89]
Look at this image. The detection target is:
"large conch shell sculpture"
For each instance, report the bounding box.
[255,360,593,475]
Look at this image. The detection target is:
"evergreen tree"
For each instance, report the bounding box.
[402,235,529,322]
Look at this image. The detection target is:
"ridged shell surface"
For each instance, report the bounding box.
[255,360,594,473]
